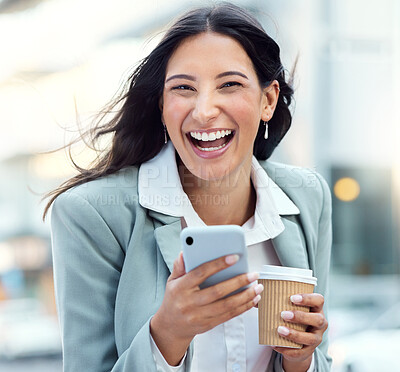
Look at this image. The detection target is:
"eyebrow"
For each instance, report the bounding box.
[216,71,249,80]
[165,70,249,83]
[165,74,196,83]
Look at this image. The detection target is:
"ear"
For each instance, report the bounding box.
[261,80,280,122]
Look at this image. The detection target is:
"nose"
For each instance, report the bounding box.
[192,91,220,125]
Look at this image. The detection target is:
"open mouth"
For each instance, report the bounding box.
[187,129,235,152]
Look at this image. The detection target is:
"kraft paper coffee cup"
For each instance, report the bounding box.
[258,265,317,348]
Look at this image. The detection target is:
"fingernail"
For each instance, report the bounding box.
[277,326,290,336]
[247,272,259,282]
[254,283,264,295]
[225,254,239,265]
[253,294,261,305]
[281,311,294,320]
[291,294,302,304]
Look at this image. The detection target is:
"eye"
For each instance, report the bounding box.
[171,85,194,91]
[221,81,242,89]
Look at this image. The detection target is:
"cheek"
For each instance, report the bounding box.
[163,96,191,126]
[228,94,261,130]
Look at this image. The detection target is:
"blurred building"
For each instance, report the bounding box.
[318,0,399,281]
[253,1,400,314]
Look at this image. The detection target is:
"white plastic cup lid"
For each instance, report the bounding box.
[259,265,317,286]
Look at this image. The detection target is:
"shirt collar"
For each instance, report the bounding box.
[138,142,189,217]
[250,156,300,216]
[138,142,300,235]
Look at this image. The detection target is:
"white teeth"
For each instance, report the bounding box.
[190,132,202,140]
[195,142,228,152]
[208,132,216,141]
[189,129,233,142]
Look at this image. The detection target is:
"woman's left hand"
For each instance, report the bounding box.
[272,293,328,372]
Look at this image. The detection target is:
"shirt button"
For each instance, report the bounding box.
[232,363,241,372]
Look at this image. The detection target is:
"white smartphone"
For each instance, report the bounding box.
[181,225,249,293]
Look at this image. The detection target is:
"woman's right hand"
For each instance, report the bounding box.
[150,252,263,366]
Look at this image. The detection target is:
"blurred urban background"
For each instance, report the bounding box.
[0,0,399,370]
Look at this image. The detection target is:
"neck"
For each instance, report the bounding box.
[179,160,256,226]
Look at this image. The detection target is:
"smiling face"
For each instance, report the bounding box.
[161,32,272,182]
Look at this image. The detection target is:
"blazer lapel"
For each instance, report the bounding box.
[149,210,182,273]
[272,216,309,269]
[149,211,309,273]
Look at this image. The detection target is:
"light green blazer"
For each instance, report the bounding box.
[51,160,332,372]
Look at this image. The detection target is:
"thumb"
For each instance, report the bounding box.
[169,251,186,280]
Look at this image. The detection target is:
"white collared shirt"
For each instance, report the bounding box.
[139,143,314,372]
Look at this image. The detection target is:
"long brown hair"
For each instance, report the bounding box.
[43,2,294,220]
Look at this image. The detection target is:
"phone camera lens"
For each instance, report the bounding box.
[186,237,193,245]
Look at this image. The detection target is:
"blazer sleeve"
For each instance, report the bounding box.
[311,172,333,371]
[51,191,161,372]
[271,172,333,372]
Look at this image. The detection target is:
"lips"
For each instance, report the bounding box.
[188,129,235,152]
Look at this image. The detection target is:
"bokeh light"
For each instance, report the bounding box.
[334,177,361,202]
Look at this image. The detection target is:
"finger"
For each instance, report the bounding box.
[290,293,324,311]
[207,294,260,330]
[205,283,262,318]
[276,326,321,347]
[196,272,261,305]
[169,252,186,280]
[272,346,313,361]
[175,288,261,336]
[184,254,242,287]
[281,310,328,330]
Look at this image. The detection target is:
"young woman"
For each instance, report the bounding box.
[46,3,331,371]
